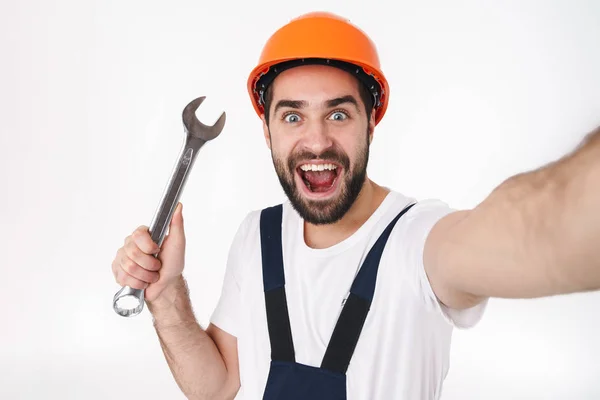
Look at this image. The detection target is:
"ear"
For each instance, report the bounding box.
[368,110,376,144]
[261,114,271,150]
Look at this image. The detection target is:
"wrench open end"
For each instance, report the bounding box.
[183,96,226,142]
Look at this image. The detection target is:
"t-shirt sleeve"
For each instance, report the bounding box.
[209,212,256,338]
[403,199,488,329]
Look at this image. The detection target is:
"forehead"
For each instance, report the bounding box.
[270,64,360,101]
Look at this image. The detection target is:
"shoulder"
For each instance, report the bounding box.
[390,194,459,270]
[378,191,458,274]
[230,208,262,247]
[224,206,271,283]
[404,198,457,227]
[377,191,458,268]
[229,201,290,251]
[386,190,456,230]
[384,194,487,327]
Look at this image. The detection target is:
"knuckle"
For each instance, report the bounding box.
[111,260,118,277]
[115,247,124,261]
[123,259,137,274]
[132,235,152,254]
[133,226,149,238]
[124,241,138,258]
[130,245,143,259]
[115,271,126,286]
[131,279,148,290]
[127,279,141,289]
[120,269,146,289]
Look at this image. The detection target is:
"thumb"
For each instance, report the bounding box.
[162,202,186,249]
[147,203,186,301]
[171,202,185,236]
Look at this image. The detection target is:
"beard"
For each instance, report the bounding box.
[271,132,370,225]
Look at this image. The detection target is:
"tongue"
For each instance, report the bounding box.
[303,170,336,192]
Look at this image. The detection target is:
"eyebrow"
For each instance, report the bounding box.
[273,95,360,114]
[326,95,359,110]
[274,100,308,114]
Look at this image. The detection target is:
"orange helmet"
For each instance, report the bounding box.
[247,12,390,125]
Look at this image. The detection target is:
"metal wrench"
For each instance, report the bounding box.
[112,96,226,317]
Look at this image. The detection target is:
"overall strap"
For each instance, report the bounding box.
[260,204,295,363]
[320,202,416,374]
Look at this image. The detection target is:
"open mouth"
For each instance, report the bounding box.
[296,162,341,196]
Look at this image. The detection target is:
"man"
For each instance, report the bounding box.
[111,11,600,399]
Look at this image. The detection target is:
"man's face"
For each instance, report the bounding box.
[262,65,375,225]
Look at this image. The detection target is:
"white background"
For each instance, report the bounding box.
[1,0,600,399]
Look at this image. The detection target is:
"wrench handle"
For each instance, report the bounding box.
[113,140,202,317]
[149,144,197,247]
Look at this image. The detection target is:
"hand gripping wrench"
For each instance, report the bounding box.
[112,96,226,317]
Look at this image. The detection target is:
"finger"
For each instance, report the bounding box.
[120,254,160,284]
[124,240,162,272]
[116,268,149,290]
[132,225,160,255]
[112,257,120,281]
[112,248,128,281]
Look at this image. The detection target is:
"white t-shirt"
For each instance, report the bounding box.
[210,190,487,400]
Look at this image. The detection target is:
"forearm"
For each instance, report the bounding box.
[445,126,600,299]
[146,275,230,399]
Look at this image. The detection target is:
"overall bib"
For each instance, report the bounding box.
[259,202,415,399]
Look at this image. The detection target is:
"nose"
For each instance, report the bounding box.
[301,120,333,155]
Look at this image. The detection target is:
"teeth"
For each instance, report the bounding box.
[300,163,337,172]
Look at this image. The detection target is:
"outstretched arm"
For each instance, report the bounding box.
[425,125,600,310]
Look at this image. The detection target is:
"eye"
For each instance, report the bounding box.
[329,111,348,121]
[283,113,301,123]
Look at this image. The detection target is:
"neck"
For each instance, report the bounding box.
[303,178,389,249]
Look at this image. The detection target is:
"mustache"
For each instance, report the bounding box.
[287,149,350,172]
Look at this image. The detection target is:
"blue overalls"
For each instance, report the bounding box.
[259,202,415,399]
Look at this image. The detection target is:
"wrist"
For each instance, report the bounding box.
[146,275,183,307]
[146,275,197,328]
